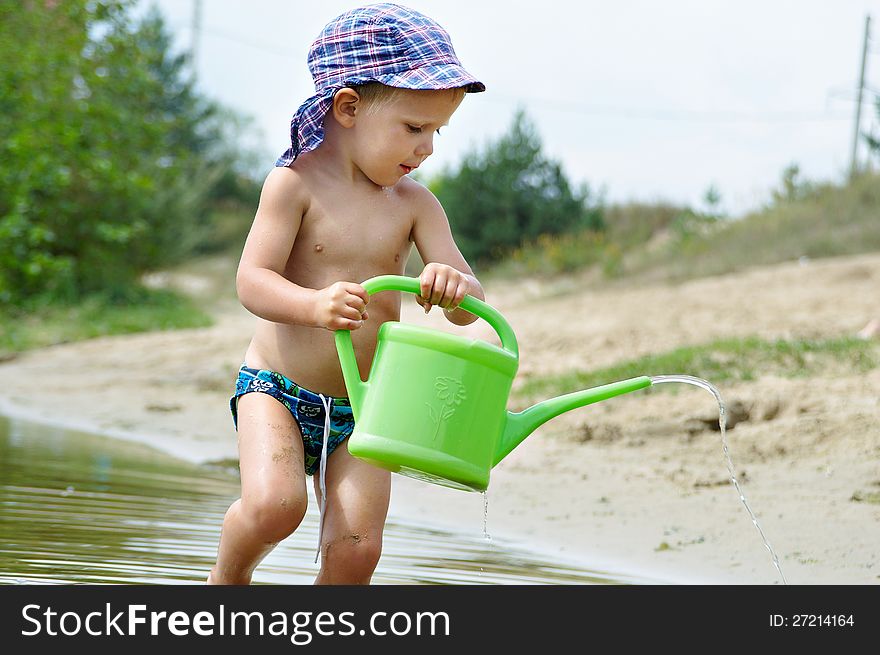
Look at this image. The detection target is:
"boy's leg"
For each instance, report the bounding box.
[313,444,391,585]
[209,393,309,584]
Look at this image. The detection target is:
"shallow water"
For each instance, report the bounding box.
[0,415,657,585]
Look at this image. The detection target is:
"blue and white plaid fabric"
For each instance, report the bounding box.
[275,3,484,167]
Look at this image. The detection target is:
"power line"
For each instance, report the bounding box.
[170,21,295,60]
[168,17,867,127]
[478,93,853,124]
[827,88,879,105]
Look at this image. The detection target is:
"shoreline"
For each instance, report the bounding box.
[2,252,879,585]
[0,402,705,585]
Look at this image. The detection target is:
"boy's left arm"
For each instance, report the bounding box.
[409,184,484,326]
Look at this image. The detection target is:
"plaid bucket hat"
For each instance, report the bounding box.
[275,3,485,167]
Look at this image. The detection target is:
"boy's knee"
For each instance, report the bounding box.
[323,531,383,577]
[243,492,307,543]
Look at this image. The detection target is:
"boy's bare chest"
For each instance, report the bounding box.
[289,190,413,274]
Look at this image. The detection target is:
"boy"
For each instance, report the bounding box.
[208,4,485,585]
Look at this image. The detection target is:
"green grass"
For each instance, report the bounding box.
[516,336,878,400]
[0,287,213,357]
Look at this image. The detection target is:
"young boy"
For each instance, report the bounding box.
[208,4,486,585]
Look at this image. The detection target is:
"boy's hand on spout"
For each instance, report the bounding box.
[313,281,369,330]
[417,263,470,314]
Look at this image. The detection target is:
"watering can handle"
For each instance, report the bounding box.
[342,274,518,356]
[334,275,519,415]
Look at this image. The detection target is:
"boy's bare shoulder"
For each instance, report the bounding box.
[397,176,445,217]
[258,165,311,217]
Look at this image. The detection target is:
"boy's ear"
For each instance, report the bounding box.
[331,88,360,128]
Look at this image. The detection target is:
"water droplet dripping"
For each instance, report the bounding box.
[482,491,491,543]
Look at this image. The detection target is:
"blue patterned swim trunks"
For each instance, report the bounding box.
[230,365,354,476]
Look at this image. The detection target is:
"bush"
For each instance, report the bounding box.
[430,109,603,266]
[0,1,241,305]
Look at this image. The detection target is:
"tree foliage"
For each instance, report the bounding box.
[0,0,246,305]
[430,109,603,265]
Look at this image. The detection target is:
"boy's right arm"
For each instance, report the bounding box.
[235,168,368,330]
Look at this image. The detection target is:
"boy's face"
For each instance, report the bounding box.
[349,88,463,187]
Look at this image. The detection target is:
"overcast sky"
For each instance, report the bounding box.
[146,0,879,216]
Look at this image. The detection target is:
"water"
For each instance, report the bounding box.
[649,375,788,585]
[479,492,492,577]
[482,491,491,543]
[0,415,660,585]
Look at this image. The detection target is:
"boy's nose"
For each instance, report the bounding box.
[414,135,433,157]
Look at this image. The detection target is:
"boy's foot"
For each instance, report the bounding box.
[857,318,880,340]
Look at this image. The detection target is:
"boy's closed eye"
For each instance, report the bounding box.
[406,124,442,135]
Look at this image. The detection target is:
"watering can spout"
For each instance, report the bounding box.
[493,376,653,467]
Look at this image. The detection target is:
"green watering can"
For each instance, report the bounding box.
[335,275,651,492]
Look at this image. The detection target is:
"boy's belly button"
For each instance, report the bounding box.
[314,244,323,252]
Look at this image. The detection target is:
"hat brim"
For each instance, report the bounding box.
[373,65,485,93]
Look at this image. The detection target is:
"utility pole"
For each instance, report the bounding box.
[191,0,203,73]
[849,14,870,179]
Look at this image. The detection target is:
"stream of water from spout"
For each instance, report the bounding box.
[650,374,787,585]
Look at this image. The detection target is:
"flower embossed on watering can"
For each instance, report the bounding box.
[335,275,651,492]
[427,377,467,441]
